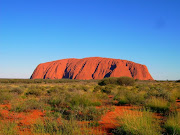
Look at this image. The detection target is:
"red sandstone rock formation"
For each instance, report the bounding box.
[30,57,153,80]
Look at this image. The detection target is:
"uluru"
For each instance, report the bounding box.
[30,57,153,80]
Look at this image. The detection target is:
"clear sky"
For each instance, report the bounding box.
[0,0,180,80]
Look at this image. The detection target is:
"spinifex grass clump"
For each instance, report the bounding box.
[101,85,114,94]
[114,87,146,105]
[32,118,102,135]
[11,98,45,112]
[32,118,64,134]
[47,92,105,121]
[0,121,17,135]
[164,112,180,135]
[113,110,161,135]
[0,91,13,104]
[9,87,24,95]
[145,97,170,113]
[75,106,107,121]
[25,88,43,97]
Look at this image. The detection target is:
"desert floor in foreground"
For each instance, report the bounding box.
[0,78,179,135]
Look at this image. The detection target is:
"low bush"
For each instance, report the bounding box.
[32,118,81,135]
[98,77,118,86]
[48,93,71,112]
[47,86,66,95]
[116,76,135,86]
[114,87,129,105]
[101,86,113,94]
[164,112,180,135]
[0,92,13,104]
[32,118,100,135]
[114,87,146,105]
[69,94,98,108]
[75,106,107,121]
[145,97,170,113]
[0,121,17,135]
[113,110,161,135]
[11,98,45,112]
[25,88,43,97]
[116,96,129,105]
[93,85,102,92]
[80,85,90,92]
[126,91,146,105]
[10,87,24,95]
[98,77,135,86]
[176,80,180,83]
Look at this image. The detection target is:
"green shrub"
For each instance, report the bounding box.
[48,93,104,121]
[114,87,145,105]
[126,91,146,105]
[98,77,135,86]
[25,88,43,96]
[48,93,70,112]
[101,85,113,94]
[145,97,170,113]
[76,106,107,121]
[80,85,90,92]
[32,118,62,134]
[69,95,94,108]
[10,87,23,95]
[32,118,82,135]
[93,85,102,92]
[116,96,129,105]
[98,77,118,86]
[169,88,180,102]
[11,99,45,112]
[116,76,135,86]
[47,87,60,94]
[0,92,13,104]
[96,93,109,100]
[0,121,17,135]
[164,112,180,135]
[47,86,66,95]
[114,87,129,105]
[113,110,161,135]
[92,101,101,106]
[176,80,180,83]
[32,117,101,135]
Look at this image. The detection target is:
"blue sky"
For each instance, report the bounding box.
[0,0,180,80]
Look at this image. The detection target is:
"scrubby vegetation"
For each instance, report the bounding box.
[113,110,161,135]
[0,121,17,135]
[164,112,180,135]
[145,97,170,113]
[0,78,179,134]
[176,80,180,83]
[98,77,135,86]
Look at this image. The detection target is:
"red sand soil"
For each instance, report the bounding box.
[0,104,138,135]
[31,57,153,80]
[98,105,140,134]
[0,104,44,135]
[79,105,140,135]
[0,104,44,125]
[1,100,179,135]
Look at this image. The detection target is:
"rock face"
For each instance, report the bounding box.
[30,57,153,80]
